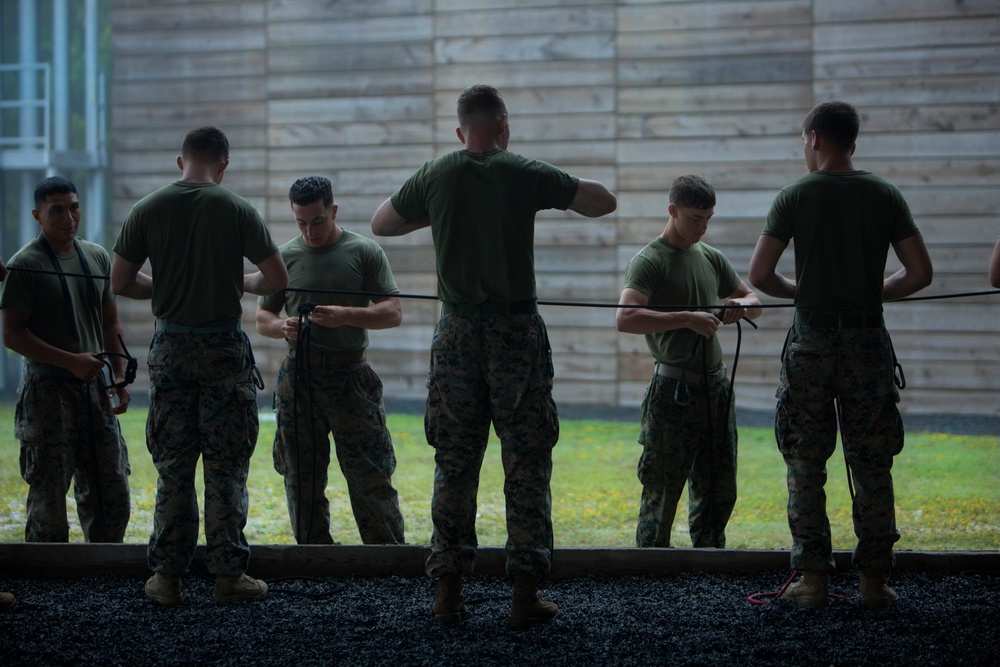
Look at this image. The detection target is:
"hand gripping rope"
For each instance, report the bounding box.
[98,333,139,393]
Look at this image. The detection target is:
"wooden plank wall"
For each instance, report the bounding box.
[108,0,1000,417]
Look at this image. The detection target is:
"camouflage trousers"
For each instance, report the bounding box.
[635,370,737,548]
[776,322,903,572]
[272,353,404,545]
[145,332,259,577]
[16,371,131,542]
[424,313,559,579]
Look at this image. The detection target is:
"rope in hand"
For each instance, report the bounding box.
[97,333,139,392]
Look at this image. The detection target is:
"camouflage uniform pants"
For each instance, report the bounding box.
[424,313,558,579]
[145,332,259,577]
[272,354,404,545]
[776,322,903,572]
[635,371,737,548]
[16,372,131,542]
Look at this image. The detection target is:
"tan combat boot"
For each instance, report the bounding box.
[780,570,830,609]
[860,570,898,609]
[145,572,183,606]
[508,574,559,630]
[213,574,268,603]
[432,573,465,626]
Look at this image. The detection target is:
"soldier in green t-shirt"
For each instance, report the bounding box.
[112,126,288,607]
[0,177,132,545]
[749,101,933,609]
[256,176,404,546]
[371,84,617,629]
[616,175,761,551]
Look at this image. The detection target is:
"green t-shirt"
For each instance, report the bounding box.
[0,237,113,357]
[762,170,920,314]
[113,181,278,325]
[623,237,741,370]
[258,231,399,353]
[390,148,579,304]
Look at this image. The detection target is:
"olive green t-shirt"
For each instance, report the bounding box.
[258,231,399,353]
[762,170,920,314]
[0,237,113,357]
[113,181,278,326]
[623,237,741,371]
[390,148,579,304]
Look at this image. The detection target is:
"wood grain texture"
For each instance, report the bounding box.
[107,0,1000,417]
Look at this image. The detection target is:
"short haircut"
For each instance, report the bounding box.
[457,84,507,127]
[802,100,860,151]
[181,125,230,163]
[288,175,333,208]
[34,176,78,208]
[669,175,716,210]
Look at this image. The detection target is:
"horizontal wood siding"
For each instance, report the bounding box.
[108,0,1000,417]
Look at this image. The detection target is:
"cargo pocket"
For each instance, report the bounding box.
[351,364,384,409]
[234,383,261,459]
[19,440,44,486]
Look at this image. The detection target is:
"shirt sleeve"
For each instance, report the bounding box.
[363,244,400,297]
[390,164,430,222]
[623,254,656,299]
[762,187,794,244]
[112,209,148,265]
[241,205,280,265]
[715,255,742,300]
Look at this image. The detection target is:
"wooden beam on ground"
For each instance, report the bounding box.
[1,544,997,579]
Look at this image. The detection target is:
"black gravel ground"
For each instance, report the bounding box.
[2,407,995,665]
[1,569,998,666]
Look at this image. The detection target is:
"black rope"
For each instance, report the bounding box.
[892,289,999,303]
[694,335,713,547]
[292,303,319,544]
[672,309,754,547]
[84,381,110,543]
[98,333,139,392]
[243,335,265,391]
[6,265,110,280]
[34,236,101,340]
[9,267,999,310]
[280,286,1000,310]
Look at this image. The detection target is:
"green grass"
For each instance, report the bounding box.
[0,406,997,550]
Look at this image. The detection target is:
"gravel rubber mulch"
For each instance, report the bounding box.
[1,569,997,666]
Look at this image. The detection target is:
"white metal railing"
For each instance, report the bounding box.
[0,62,51,154]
